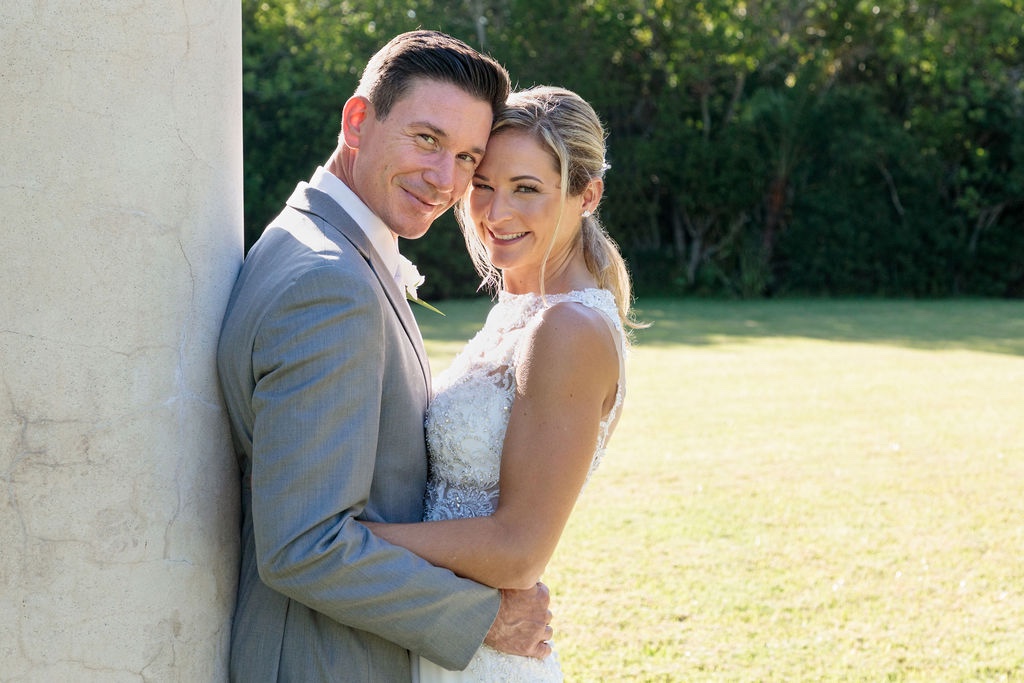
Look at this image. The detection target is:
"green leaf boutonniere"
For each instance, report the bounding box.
[406,292,446,316]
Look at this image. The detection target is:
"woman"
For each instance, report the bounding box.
[363,86,639,681]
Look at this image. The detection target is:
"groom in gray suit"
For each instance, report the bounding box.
[217,31,552,681]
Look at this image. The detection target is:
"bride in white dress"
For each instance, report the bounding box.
[364,86,640,682]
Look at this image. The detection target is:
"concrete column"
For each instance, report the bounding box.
[1,1,242,680]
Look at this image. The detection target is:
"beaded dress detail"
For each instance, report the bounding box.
[418,288,625,683]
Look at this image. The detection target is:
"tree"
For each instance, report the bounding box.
[241,0,1024,297]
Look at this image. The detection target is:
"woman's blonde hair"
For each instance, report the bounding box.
[457,85,639,330]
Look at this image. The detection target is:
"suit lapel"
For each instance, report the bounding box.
[285,183,432,395]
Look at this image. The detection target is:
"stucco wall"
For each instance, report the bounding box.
[1,2,242,679]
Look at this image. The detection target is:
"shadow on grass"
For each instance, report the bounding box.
[631,298,1024,356]
[415,296,1024,356]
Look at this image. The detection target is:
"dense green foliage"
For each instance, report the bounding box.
[243,0,1024,298]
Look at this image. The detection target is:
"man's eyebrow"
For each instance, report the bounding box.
[412,121,447,138]
[413,121,486,157]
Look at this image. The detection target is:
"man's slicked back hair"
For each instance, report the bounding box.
[356,30,510,120]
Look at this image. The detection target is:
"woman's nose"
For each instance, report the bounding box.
[485,191,512,223]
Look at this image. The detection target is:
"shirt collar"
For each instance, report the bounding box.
[309,166,400,277]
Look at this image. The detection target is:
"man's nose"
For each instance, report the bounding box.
[424,153,456,194]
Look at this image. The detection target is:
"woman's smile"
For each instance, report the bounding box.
[489,229,529,242]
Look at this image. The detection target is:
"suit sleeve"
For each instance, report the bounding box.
[248,263,498,669]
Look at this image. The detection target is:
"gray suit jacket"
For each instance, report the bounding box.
[217,183,499,682]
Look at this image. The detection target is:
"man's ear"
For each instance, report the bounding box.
[341,96,371,149]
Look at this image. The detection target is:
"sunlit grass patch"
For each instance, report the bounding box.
[419,298,1024,681]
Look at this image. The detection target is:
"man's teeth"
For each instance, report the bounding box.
[494,232,526,241]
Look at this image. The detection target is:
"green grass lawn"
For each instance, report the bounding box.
[416,298,1024,682]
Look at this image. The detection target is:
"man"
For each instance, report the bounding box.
[217,31,552,681]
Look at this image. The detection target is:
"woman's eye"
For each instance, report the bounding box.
[516,185,539,194]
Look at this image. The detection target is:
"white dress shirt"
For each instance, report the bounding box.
[309,166,401,281]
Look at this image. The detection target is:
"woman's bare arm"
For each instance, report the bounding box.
[363,302,620,589]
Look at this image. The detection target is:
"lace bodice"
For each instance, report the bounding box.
[419,288,626,683]
[425,288,625,522]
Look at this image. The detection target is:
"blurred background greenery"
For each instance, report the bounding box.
[242,0,1024,299]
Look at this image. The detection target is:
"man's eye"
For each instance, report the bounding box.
[419,134,437,146]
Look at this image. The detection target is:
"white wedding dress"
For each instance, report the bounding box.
[417,288,626,683]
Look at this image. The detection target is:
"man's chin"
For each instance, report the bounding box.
[405,208,451,238]
[393,220,434,240]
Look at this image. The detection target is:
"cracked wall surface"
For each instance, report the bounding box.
[1,1,242,680]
